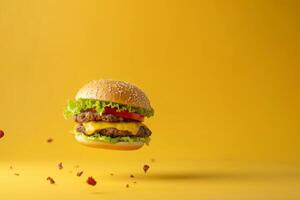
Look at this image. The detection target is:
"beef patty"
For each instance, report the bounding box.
[75,110,134,123]
[76,124,151,138]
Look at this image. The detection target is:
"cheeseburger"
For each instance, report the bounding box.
[64,80,154,150]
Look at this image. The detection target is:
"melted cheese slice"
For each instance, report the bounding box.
[81,122,143,135]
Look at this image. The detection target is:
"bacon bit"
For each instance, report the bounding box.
[130,174,135,178]
[143,164,150,173]
[58,162,63,170]
[14,173,20,176]
[0,130,4,139]
[126,184,129,188]
[47,177,55,184]
[47,138,53,143]
[77,171,83,177]
[86,177,97,186]
[110,173,114,176]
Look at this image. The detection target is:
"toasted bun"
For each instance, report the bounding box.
[75,80,152,111]
[75,133,144,150]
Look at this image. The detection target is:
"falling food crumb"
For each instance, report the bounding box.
[9,166,13,170]
[130,174,135,178]
[143,165,150,173]
[14,173,20,176]
[126,184,129,188]
[0,130,4,139]
[86,177,97,186]
[74,165,80,169]
[47,138,53,143]
[68,171,72,173]
[58,162,63,170]
[110,173,114,176]
[77,171,83,177]
[133,181,137,184]
[47,177,55,184]
[150,158,156,163]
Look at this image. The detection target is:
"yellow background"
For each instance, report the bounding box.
[0,0,299,199]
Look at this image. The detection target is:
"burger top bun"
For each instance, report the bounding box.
[76,80,152,111]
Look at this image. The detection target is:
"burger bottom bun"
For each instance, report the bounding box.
[75,134,144,150]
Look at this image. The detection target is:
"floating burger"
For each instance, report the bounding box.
[64,80,154,150]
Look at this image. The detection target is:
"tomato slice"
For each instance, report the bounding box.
[104,107,144,122]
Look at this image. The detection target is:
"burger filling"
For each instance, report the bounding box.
[65,99,153,145]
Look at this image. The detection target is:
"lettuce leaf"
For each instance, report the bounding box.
[64,99,154,118]
[75,132,151,145]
